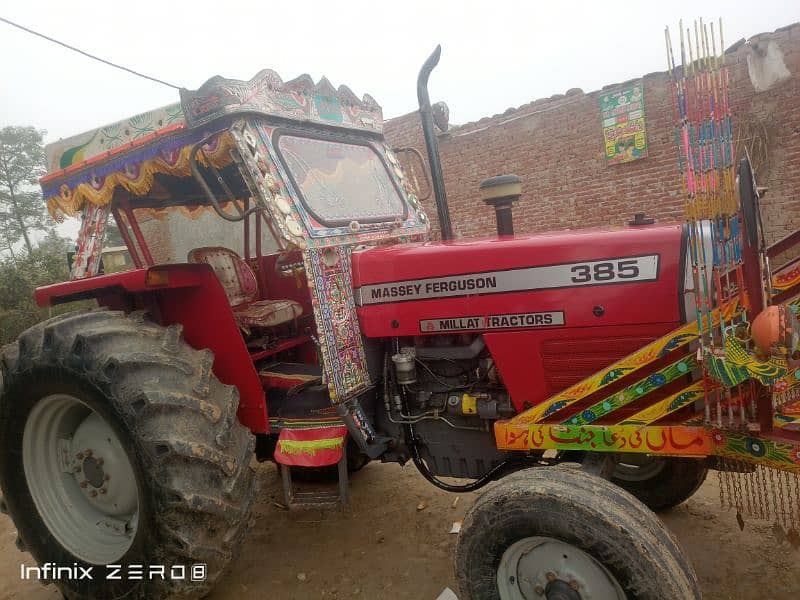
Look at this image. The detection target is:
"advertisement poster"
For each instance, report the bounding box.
[600,84,648,164]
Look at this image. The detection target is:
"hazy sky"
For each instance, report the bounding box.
[2,0,797,146]
[0,0,797,242]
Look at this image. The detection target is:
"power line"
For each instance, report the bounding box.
[0,15,182,90]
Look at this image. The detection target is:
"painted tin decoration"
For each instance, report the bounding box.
[619,381,705,426]
[513,320,700,425]
[508,299,740,426]
[69,203,110,279]
[564,355,698,426]
[180,70,383,133]
[42,127,236,221]
[600,83,648,164]
[712,430,800,475]
[494,422,800,474]
[493,423,712,455]
[303,246,371,403]
[44,104,186,172]
[772,264,800,298]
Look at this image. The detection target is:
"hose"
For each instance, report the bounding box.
[387,347,526,492]
[404,420,517,492]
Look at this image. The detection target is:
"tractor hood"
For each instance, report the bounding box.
[352,223,687,338]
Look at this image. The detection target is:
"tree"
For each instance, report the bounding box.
[105,214,127,248]
[0,126,52,254]
[0,231,81,345]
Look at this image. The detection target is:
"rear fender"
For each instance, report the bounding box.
[34,265,268,433]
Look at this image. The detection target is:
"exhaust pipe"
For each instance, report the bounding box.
[417,46,454,240]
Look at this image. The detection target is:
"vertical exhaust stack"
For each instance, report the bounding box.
[417,46,454,240]
[480,174,522,237]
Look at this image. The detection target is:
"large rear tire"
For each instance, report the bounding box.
[0,309,256,599]
[454,465,700,600]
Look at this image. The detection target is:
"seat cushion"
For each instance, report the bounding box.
[188,246,259,306]
[234,299,303,328]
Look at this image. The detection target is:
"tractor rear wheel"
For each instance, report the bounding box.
[0,309,256,599]
[454,465,700,600]
[610,455,708,511]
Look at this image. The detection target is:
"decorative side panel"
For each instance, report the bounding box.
[303,246,371,403]
[493,423,712,455]
[70,203,109,280]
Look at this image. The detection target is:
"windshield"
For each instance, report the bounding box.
[132,204,278,264]
[276,134,406,227]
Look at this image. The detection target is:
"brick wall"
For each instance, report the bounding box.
[384,23,800,253]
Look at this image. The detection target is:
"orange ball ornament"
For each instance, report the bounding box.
[751,305,800,359]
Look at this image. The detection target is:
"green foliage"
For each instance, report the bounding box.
[0,126,52,253]
[105,214,126,248]
[0,233,90,346]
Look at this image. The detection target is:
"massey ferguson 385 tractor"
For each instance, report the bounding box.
[3,39,800,599]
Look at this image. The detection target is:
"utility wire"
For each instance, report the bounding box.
[0,15,182,90]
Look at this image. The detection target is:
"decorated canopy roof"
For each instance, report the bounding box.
[179,69,383,131]
[40,70,384,220]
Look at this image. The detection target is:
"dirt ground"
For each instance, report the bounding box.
[1,460,799,600]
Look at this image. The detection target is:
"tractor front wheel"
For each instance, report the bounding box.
[454,465,700,600]
[610,455,708,511]
[0,309,256,599]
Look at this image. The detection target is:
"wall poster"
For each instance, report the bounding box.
[600,83,648,164]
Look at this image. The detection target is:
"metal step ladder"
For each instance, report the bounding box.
[278,445,348,509]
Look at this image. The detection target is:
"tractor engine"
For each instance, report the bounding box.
[353,221,691,479]
[386,335,516,478]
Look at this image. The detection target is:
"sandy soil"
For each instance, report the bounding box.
[1,461,798,599]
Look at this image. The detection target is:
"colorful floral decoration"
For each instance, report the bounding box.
[511,300,739,428]
[566,356,698,426]
[179,69,383,133]
[45,104,186,172]
[303,246,371,403]
[706,333,789,387]
[771,264,800,295]
[494,423,713,455]
[620,381,705,426]
[42,127,236,221]
[713,430,800,473]
[70,203,109,279]
[514,319,702,425]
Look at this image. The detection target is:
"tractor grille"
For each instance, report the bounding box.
[540,336,658,396]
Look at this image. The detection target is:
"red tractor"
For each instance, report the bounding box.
[4,46,796,600]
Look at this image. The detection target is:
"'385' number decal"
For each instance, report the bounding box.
[570,259,645,283]
[356,254,660,305]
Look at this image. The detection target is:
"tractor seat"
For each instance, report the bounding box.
[188,247,302,329]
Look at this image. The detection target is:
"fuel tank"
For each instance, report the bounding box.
[352,223,689,410]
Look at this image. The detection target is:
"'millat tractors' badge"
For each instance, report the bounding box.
[600,83,648,164]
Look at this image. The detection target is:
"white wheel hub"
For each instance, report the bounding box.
[497,536,625,600]
[23,394,139,564]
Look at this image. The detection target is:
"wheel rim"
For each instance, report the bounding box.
[497,536,626,600]
[611,454,666,483]
[22,393,139,564]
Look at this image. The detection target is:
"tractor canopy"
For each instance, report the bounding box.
[39,69,430,278]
